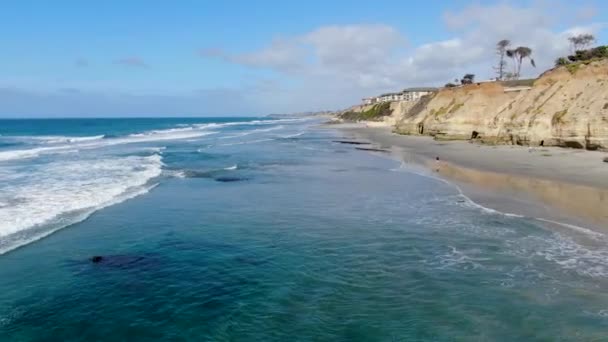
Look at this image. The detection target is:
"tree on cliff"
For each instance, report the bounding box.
[515,47,535,77]
[506,49,517,77]
[494,39,511,80]
[506,46,535,79]
[568,34,595,52]
[460,74,475,84]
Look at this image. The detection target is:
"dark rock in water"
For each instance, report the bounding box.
[91,256,103,263]
[604,157,608,163]
[355,147,390,153]
[85,254,160,270]
[183,169,216,178]
[215,176,249,183]
[333,140,371,145]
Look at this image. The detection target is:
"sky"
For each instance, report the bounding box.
[0,0,606,117]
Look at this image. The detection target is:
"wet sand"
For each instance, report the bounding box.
[331,124,608,232]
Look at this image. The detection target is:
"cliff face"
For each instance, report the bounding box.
[395,82,519,139]
[339,101,416,126]
[394,60,608,149]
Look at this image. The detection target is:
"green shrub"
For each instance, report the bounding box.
[500,79,535,87]
[591,46,608,58]
[565,45,608,63]
[339,102,393,121]
[555,57,569,66]
[566,63,581,74]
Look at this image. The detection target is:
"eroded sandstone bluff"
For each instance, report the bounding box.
[343,60,608,150]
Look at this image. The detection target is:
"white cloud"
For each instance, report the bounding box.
[6,2,606,116]
[230,39,306,72]
[225,2,605,113]
[303,24,405,72]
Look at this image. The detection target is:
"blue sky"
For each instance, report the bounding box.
[0,0,606,117]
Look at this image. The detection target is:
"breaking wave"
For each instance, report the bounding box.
[0,154,163,255]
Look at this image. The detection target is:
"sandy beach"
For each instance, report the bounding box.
[331,123,608,232]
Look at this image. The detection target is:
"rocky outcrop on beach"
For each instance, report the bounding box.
[391,59,608,150]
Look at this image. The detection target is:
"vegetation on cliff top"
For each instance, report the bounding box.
[555,45,608,72]
[340,102,393,121]
[553,34,607,74]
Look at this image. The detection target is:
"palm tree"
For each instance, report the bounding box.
[510,46,535,78]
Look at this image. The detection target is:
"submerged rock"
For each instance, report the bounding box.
[85,254,160,270]
[91,256,103,263]
[215,176,249,183]
[332,140,371,145]
[604,157,608,163]
[183,169,216,178]
[355,147,390,153]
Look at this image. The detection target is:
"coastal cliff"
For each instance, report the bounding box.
[391,60,608,150]
[338,101,416,127]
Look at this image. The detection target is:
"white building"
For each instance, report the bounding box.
[364,87,437,104]
[362,97,376,105]
[401,87,438,101]
[377,92,402,102]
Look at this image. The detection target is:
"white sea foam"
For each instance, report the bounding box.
[534,218,604,238]
[389,161,602,236]
[224,164,238,170]
[425,246,490,270]
[388,163,608,278]
[508,233,608,278]
[41,135,106,144]
[10,134,106,145]
[172,170,187,178]
[217,125,285,140]
[218,138,274,146]
[0,154,163,255]
[193,118,308,130]
[0,128,216,162]
[0,119,302,163]
[279,131,305,139]
[144,146,167,153]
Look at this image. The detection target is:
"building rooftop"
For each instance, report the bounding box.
[402,87,439,92]
[377,92,400,97]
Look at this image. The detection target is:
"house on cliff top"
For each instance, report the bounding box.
[363,87,438,104]
[401,87,438,101]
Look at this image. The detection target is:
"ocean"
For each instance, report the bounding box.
[0,117,607,341]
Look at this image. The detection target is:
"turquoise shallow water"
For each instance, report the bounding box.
[0,118,607,341]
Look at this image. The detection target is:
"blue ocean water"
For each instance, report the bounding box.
[0,117,607,341]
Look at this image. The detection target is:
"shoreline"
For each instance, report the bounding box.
[328,123,608,232]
